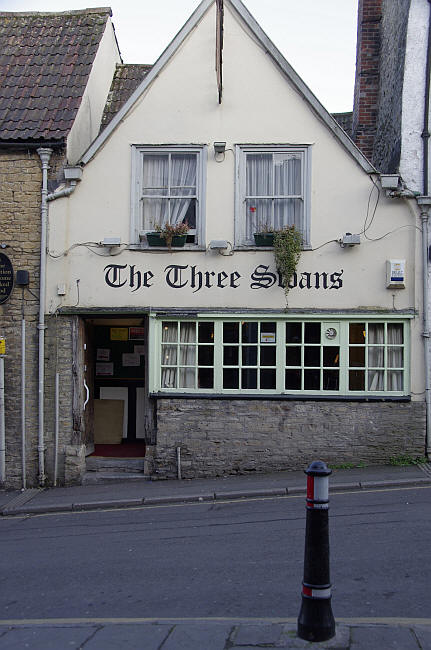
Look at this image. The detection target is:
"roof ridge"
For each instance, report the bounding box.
[0,7,112,17]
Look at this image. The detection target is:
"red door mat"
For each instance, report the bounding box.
[91,442,146,458]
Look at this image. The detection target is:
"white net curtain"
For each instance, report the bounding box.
[368,323,403,391]
[142,153,197,230]
[161,322,196,389]
[245,152,303,240]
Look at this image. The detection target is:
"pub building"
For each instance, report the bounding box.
[20,0,428,484]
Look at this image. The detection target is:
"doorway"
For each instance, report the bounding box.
[84,316,154,458]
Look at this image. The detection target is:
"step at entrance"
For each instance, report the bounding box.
[83,447,155,484]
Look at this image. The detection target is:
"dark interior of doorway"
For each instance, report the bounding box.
[90,442,146,458]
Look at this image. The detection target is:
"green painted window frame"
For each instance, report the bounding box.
[149,315,410,397]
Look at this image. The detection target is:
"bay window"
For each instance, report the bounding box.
[152,317,409,396]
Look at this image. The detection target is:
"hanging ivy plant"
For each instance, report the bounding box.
[274,225,302,298]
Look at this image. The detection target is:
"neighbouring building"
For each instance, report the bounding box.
[351,0,431,458]
[0,8,121,488]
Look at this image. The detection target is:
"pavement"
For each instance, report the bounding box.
[1,462,430,648]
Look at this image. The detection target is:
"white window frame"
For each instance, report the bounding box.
[149,315,410,397]
[235,144,311,248]
[130,145,207,248]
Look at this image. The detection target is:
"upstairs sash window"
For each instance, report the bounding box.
[132,146,205,245]
[236,146,310,247]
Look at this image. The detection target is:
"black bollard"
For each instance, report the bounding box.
[297,460,335,642]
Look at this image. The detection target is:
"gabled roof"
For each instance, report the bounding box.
[82,0,375,174]
[100,64,152,132]
[0,7,113,144]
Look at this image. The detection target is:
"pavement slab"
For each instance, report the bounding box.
[159,623,234,649]
[85,623,172,649]
[349,625,420,649]
[0,625,96,649]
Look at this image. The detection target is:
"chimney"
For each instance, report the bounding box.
[352,0,382,161]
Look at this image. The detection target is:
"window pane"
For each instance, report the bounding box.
[323,347,339,367]
[261,322,276,341]
[224,368,239,389]
[388,323,403,344]
[161,367,176,388]
[368,347,384,368]
[223,322,239,343]
[349,347,365,367]
[388,370,403,391]
[142,154,168,190]
[349,370,365,390]
[246,153,272,196]
[198,346,214,366]
[198,368,213,389]
[224,346,238,365]
[143,198,168,230]
[305,322,320,343]
[179,368,195,388]
[242,322,258,343]
[387,347,403,368]
[179,345,195,365]
[242,368,257,389]
[368,370,384,391]
[349,323,365,344]
[304,369,320,390]
[323,370,339,391]
[171,154,196,188]
[273,198,303,232]
[246,199,272,236]
[285,369,301,390]
[286,346,301,366]
[260,368,276,389]
[161,345,177,365]
[162,322,177,342]
[368,323,384,344]
[260,346,276,366]
[304,346,320,366]
[198,322,214,343]
[242,346,257,366]
[274,153,302,196]
[286,322,302,343]
[180,322,195,342]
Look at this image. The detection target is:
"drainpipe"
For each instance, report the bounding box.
[36,148,53,486]
[419,1,431,458]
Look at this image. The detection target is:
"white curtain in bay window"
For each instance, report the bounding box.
[179,322,196,388]
[368,324,384,390]
[387,324,403,391]
[161,322,177,388]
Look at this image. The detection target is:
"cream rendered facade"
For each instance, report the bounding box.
[45,0,425,483]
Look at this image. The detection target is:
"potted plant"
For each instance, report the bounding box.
[273,225,302,297]
[146,221,189,249]
[253,223,276,247]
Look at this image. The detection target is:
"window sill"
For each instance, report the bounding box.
[234,244,312,251]
[128,244,207,252]
[150,392,410,402]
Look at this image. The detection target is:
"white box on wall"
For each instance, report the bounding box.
[386,259,406,288]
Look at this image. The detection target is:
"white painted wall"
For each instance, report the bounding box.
[67,18,121,165]
[400,0,429,193]
[47,2,424,394]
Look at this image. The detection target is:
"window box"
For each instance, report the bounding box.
[146,232,187,247]
[253,232,274,247]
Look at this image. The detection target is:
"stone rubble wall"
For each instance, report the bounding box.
[154,398,426,479]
